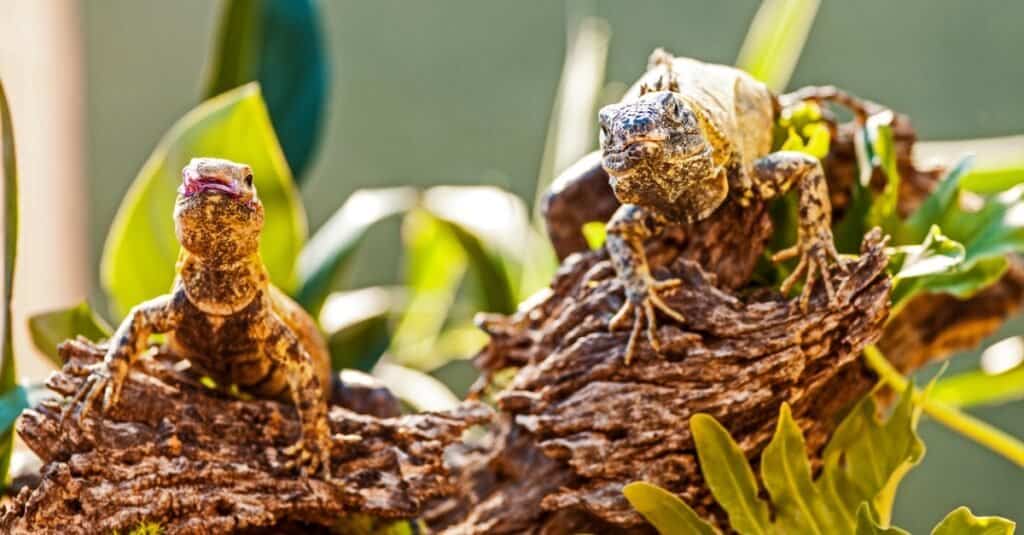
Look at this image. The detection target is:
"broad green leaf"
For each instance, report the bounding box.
[855,504,910,535]
[892,256,1008,314]
[295,188,416,315]
[319,287,398,372]
[582,221,607,250]
[101,83,307,318]
[690,413,772,535]
[961,164,1024,195]
[388,209,468,370]
[623,481,720,535]
[203,0,328,181]
[891,225,965,281]
[29,302,113,367]
[931,506,1016,535]
[865,117,901,234]
[735,0,821,92]
[900,155,975,244]
[0,79,19,491]
[931,365,1024,408]
[760,403,831,534]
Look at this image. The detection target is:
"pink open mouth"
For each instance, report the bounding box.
[179,168,240,198]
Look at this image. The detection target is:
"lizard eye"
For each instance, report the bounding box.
[244,174,254,187]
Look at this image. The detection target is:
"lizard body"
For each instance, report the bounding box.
[550,50,848,364]
[68,158,335,477]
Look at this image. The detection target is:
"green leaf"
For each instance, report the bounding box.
[623,481,720,535]
[0,385,27,438]
[582,221,607,250]
[0,78,20,492]
[203,0,328,181]
[892,256,1008,314]
[891,225,966,281]
[28,302,113,368]
[101,83,307,318]
[690,413,772,535]
[320,287,398,372]
[931,356,1024,408]
[931,506,1016,535]
[865,118,901,234]
[736,0,821,92]
[961,164,1024,194]
[295,188,416,315]
[901,155,975,244]
[760,403,831,534]
[855,503,910,535]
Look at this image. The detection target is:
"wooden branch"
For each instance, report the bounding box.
[0,340,491,534]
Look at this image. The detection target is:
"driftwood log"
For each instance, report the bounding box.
[424,108,1024,533]
[0,340,491,534]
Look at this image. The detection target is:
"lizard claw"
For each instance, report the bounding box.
[609,276,685,364]
[282,430,356,482]
[773,230,846,311]
[60,360,126,430]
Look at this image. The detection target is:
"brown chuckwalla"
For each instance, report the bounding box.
[64,158,355,478]
[544,49,858,364]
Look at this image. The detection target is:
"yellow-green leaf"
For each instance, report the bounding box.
[623,481,720,535]
[736,0,821,92]
[690,413,772,535]
[0,78,20,493]
[854,503,910,535]
[582,221,607,250]
[760,403,831,534]
[28,302,112,368]
[101,83,307,318]
[931,507,1016,535]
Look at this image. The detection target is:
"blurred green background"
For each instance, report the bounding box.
[80,1,1023,531]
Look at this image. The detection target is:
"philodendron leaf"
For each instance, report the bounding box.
[637,387,923,535]
[855,504,910,535]
[28,302,113,367]
[690,413,772,534]
[101,83,307,318]
[295,188,416,315]
[931,506,1016,535]
[623,481,720,535]
[203,0,328,181]
[0,78,20,492]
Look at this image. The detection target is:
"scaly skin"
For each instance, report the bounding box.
[599,50,847,364]
[64,157,338,479]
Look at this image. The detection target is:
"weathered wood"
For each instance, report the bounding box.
[0,340,491,534]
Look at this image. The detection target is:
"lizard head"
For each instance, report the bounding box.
[174,157,265,263]
[598,91,725,222]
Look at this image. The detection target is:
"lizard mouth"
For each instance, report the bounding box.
[179,168,241,198]
[602,140,663,173]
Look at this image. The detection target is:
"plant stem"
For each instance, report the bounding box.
[863,344,1024,468]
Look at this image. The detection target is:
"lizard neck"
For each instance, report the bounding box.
[177,251,267,316]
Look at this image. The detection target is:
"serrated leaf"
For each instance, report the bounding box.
[623,481,720,535]
[0,79,20,492]
[761,403,831,534]
[295,188,416,315]
[690,413,772,535]
[28,302,113,367]
[203,0,328,182]
[101,84,307,318]
[855,503,910,535]
[736,0,821,92]
[582,221,607,250]
[931,506,1016,535]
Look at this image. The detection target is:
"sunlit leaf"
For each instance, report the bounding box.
[28,302,112,368]
[320,287,400,372]
[761,404,832,533]
[690,413,772,534]
[930,365,1024,408]
[865,114,901,234]
[855,504,910,535]
[961,164,1024,195]
[891,225,965,281]
[931,506,1016,535]
[582,221,607,250]
[372,361,460,412]
[203,0,328,181]
[0,79,20,492]
[900,155,975,244]
[623,481,720,535]
[101,83,307,318]
[736,0,821,92]
[296,188,416,315]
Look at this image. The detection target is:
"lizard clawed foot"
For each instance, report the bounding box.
[609,277,686,364]
[773,231,847,311]
[59,359,127,430]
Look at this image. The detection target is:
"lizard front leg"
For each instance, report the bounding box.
[63,292,184,425]
[265,315,336,480]
[606,204,686,364]
[753,151,846,310]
